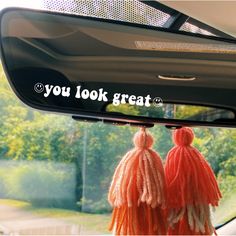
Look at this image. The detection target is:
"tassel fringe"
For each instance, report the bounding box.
[108,128,167,235]
[165,127,221,235]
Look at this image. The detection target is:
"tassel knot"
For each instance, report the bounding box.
[173,127,194,146]
[133,128,153,149]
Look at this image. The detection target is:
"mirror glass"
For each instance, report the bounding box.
[1,9,235,125]
[106,103,234,122]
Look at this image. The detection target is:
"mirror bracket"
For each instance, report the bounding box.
[72,116,154,128]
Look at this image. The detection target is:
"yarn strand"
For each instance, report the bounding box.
[108,128,167,235]
[165,127,222,235]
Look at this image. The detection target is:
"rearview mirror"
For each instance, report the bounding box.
[1,8,236,127]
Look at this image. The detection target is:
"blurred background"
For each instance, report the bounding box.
[0,64,235,234]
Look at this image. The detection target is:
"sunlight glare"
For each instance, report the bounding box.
[0,0,43,10]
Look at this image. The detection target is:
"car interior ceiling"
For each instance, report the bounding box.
[160,1,236,38]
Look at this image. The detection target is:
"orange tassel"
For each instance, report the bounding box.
[165,127,222,235]
[108,127,167,235]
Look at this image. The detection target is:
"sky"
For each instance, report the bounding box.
[0,0,43,10]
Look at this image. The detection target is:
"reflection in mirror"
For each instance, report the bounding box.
[1,8,236,127]
[106,103,235,122]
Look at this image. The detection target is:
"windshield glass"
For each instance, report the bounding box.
[0,64,235,234]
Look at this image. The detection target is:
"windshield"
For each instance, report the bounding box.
[0,64,235,234]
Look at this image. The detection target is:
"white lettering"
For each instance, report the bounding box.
[61,87,71,97]
[113,93,121,106]
[128,95,136,105]
[121,94,129,104]
[136,96,144,106]
[53,86,61,96]
[44,84,53,97]
[90,90,98,100]
[98,88,108,102]
[81,89,90,99]
[41,84,157,108]
[75,86,82,98]
[144,95,151,107]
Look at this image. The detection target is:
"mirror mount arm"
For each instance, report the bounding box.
[165,125,182,130]
[72,116,154,128]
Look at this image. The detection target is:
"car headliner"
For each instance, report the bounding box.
[161,1,236,38]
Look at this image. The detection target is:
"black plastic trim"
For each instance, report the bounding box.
[215,216,236,230]
[0,7,236,128]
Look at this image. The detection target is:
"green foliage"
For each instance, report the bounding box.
[218,155,236,198]
[193,128,236,175]
[0,168,7,198]
[106,103,164,118]
[219,175,236,198]
[0,161,76,208]
[220,156,236,176]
